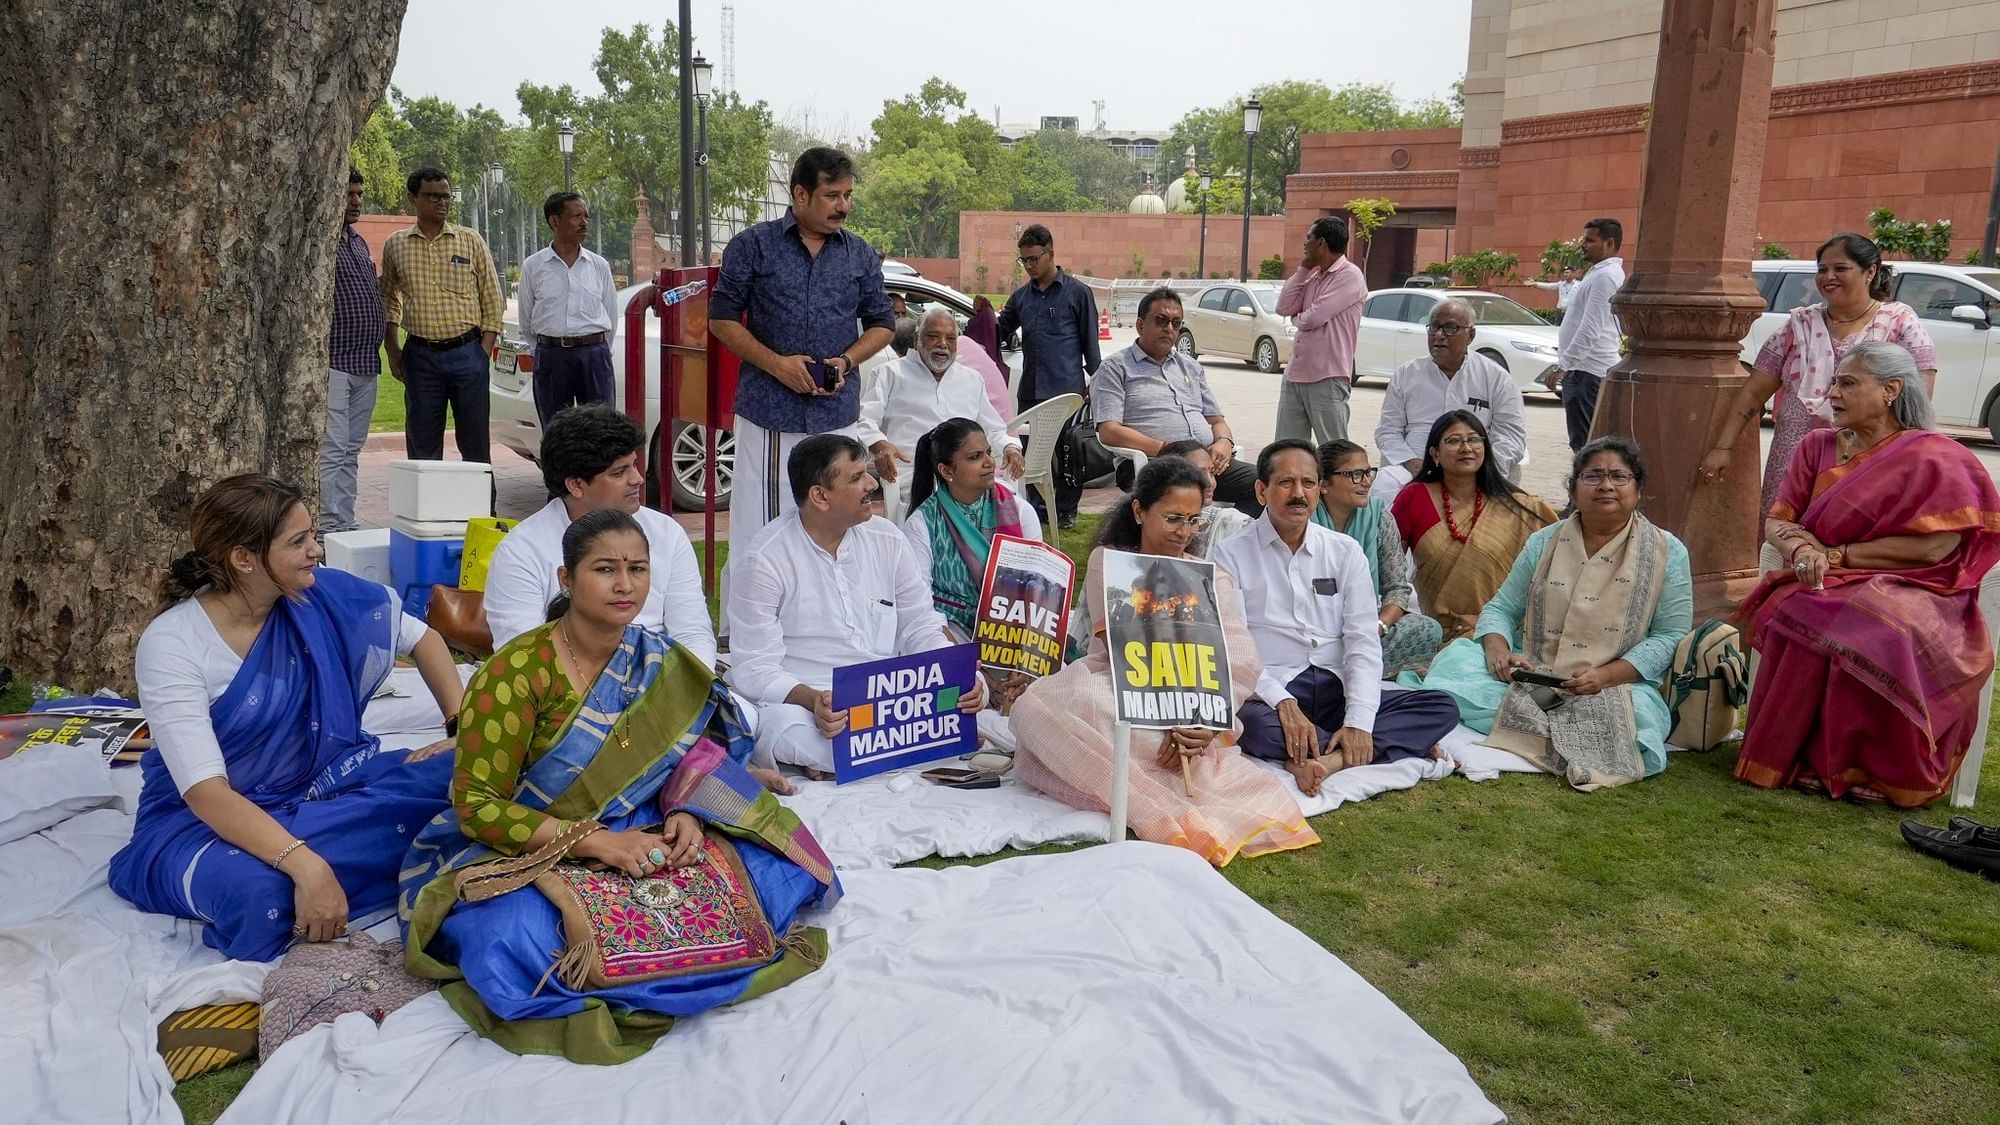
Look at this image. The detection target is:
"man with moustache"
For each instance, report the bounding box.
[710,147,897,553]
[517,192,620,426]
[321,167,384,535]
[1212,440,1461,797]
[1372,296,1527,497]
[858,307,1026,509]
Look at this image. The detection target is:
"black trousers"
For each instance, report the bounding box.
[532,340,615,428]
[1210,459,1263,517]
[1561,370,1602,453]
[403,336,490,464]
[1237,667,1461,764]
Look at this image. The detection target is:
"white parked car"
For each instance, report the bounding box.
[1355,288,1561,395]
[1743,259,2000,439]
[489,273,1010,510]
[1176,283,1296,373]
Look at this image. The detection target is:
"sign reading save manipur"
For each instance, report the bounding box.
[1101,550,1235,731]
[830,643,980,783]
[973,534,1074,682]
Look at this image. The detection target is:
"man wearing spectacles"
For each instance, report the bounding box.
[1092,288,1262,515]
[1373,297,1527,499]
[995,224,1101,528]
[1274,216,1366,444]
[379,167,504,464]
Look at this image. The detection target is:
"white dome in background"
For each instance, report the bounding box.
[1163,176,1189,210]
[1128,186,1167,214]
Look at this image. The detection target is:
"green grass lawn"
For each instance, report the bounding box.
[150,508,2000,1122]
[368,342,405,433]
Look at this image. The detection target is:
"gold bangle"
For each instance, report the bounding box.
[269,839,307,869]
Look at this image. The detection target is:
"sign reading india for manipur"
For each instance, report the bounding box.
[830,643,980,783]
[974,534,1074,682]
[1101,550,1235,731]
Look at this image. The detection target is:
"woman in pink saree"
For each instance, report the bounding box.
[1736,342,2000,807]
[1012,458,1319,865]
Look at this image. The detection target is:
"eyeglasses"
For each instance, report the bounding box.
[1577,470,1636,486]
[1327,466,1378,484]
[1158,513,1210,529]
[417,192,452,202]
[1017,252,1047,266]
[1426,323,1468,337]
[1148,314,1184,329]
[1439,435,1486,450]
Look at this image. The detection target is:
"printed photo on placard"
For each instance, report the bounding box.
[1101,549,1235,731]
[973,534,1074,682]
[830,643,980,783]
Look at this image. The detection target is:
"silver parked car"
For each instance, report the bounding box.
[1176,283,1297,373]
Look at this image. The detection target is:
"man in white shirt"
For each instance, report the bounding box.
[1530,266,1578,315]
[1212,440,1461,796]
[726,434,983,776]
[1546,218,1627,451]
[859,308,1026,509]
[482,404,716,666]
[518,192,620,428]
[1372,297,1529,498]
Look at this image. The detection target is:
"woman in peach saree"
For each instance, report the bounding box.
[1012,459,1319,866]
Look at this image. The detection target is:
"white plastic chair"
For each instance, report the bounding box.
[1006,393,1083,545]
[1104,445,1148,491]
[1750,541,1997,806]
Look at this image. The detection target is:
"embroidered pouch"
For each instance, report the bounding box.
[259,932,435,1059]
[532,829,777,992]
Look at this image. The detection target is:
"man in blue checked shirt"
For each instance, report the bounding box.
[321,168,384,535]
[710,147,897,560]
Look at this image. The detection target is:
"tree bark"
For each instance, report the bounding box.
[0,0,408,690]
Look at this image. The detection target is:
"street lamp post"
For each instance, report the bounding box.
[692,54,713,264]
[676,0,697,267]
[558,119,576,192]
[1238,98,1261,282]
[1196,167,1213,280]
[488,161,508,297]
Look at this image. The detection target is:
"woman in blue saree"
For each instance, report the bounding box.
[400,508,840,1064]
[109,475,461,961]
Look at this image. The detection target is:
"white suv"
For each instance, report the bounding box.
[1744,260,2000,439]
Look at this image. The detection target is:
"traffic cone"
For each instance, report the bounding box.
[1098,309,1112,340]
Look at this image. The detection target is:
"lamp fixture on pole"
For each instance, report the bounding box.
[557,118,576,192]
[1239,98,1260,282]
[693,53,714,264]
[1197,167,1213,280]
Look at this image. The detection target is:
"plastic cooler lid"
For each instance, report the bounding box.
[389,514,471,538]
[387,460,493,475]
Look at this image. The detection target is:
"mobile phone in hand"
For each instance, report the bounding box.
[805,359,838,392]
[1509,668,1569,689]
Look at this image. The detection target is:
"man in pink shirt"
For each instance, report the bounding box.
[1275,216,1367,444]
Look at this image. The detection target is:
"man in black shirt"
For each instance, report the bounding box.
[996,224,1100,528]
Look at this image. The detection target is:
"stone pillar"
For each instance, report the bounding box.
[630,191,658,283]
[1591,0,1778,620]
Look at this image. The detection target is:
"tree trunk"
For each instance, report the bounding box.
[0,0,408,691]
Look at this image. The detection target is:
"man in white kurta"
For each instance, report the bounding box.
[1212,441,1460,796]
[1371,297,1529,498]
[859,308,1025,510]
[482,404,716,665]
[726,434,983,775]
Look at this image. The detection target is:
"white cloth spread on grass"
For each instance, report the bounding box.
[222,844,1502,1125]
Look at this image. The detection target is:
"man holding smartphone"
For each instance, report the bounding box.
[711,147,896,566]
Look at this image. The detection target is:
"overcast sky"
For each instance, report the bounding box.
[391,0,1473,140]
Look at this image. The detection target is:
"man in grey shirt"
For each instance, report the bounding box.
[1092,287,1262,515]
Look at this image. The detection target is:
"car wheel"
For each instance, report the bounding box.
[1177,329,1196,357]
[1987,393,2000,447]
[1255,337,1280,374]
[646,420,735,512]
[1477,347,1508,372]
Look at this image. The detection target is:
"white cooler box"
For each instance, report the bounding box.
[388,460,493,522]
[323,528,392,586]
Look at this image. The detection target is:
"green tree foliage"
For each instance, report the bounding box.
[349,102,407,212]
[853,79,1016,256]
[1539,237,1585,276]
[1343,197,1397,270]
[1422,249,1521,288]
[1760,242,1793,260]
[1867,206,1954,263]
[1010,128,1140,212]
[1164,80,1463,215]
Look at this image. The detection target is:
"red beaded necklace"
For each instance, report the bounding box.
[1441,487,1484,543]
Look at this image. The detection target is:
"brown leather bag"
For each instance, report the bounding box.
[426,585,493,659]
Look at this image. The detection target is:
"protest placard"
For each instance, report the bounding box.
[0,708,149,765]
[1101,550,1235,731]
[973,533,1074,682]
[830,643,980,783]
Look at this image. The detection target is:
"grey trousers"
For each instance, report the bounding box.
[1274,377,1351,446]
[319,367,378,533]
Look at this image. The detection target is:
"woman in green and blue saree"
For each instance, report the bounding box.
[399,509,840,1064]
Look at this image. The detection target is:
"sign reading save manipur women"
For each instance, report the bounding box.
[1101,550,1235,731]
[830,643,980,783]
[974,534,1074,682]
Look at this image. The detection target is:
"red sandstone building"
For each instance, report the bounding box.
[1287,0,2000,295]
